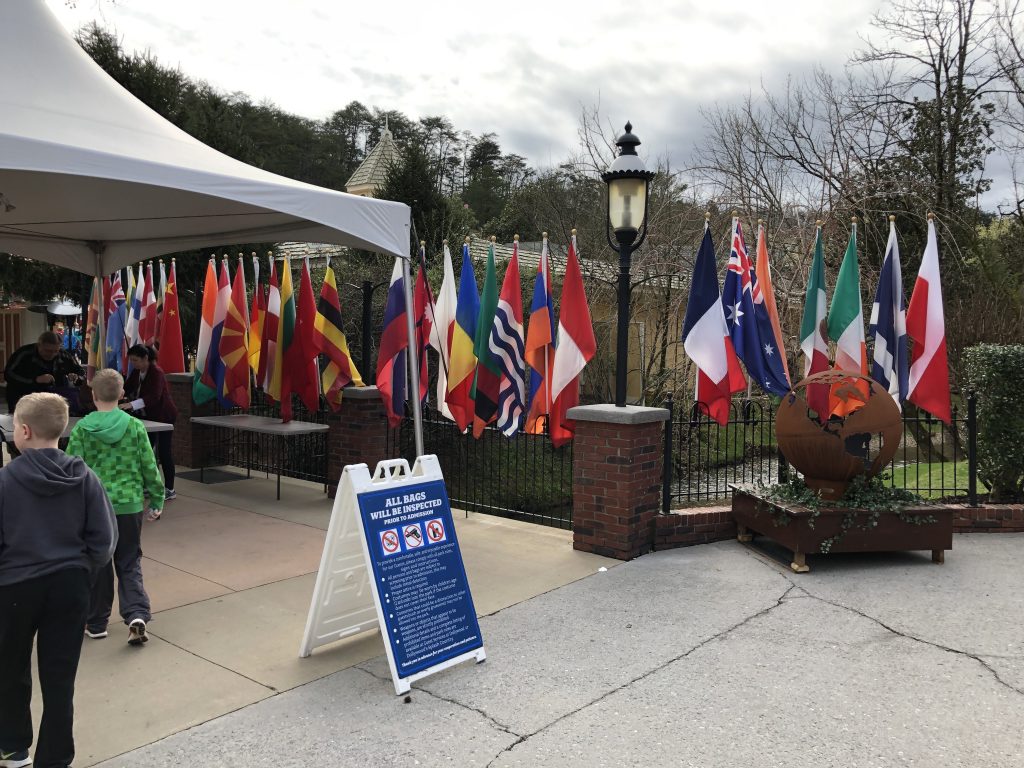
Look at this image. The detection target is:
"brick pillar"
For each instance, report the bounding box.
[327,385,396,497]
[167,372,215,468]
[568,404,669,560]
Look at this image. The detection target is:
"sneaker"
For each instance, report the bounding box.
[164,488,176,501]
[0,749,31,768]
[85,627,108,639]
[128,618,149,646]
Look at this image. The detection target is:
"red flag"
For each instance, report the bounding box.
[219,256,251,408]
[259,256,280,392]
[413,245,434,405]
[550,232,597,448]
[157,260,186,373]
[907,215,951,423]
[281,257,320,418]
[376,259,409,428]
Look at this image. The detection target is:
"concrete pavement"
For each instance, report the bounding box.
[90,530,1024,767]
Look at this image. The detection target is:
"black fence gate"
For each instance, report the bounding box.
[387,408,574,529]
[663,392,979,508]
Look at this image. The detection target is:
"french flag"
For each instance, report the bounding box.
[868,217,909,406]
[550,232,596,448]
[906,215,950,423]
[492,239,527,436]
[682,224,746,425]
[376,258,409,428]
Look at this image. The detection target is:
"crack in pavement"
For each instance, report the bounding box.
[482,583,797,768]
[744,546,1024,697]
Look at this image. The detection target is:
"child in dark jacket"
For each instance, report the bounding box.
[0,393,117,768]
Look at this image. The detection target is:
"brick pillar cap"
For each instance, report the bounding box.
[567,403,669,424]
[343,385,382,400]
[166,373,194,384]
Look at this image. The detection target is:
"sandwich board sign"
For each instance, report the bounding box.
[300,455,485,694]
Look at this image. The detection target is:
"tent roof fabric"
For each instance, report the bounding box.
[0,1,411,276]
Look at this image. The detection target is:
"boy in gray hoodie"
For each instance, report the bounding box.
[0,393,117,768]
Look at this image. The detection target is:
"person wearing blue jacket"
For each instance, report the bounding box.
[0,393,117,768]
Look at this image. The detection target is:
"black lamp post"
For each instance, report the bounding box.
[601,122,655,407]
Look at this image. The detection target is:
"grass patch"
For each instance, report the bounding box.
[889,460,983,499]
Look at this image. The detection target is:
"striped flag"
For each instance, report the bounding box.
[84,277,103,382]
[445,241,480,432]
[868,217,909,406]
[314,261,364,411]
[193,258,218,404]
[550,231,596,448]
[524,233,556,434]
[248,254,264,377]
[682,223,746,426]
[127,263,144,346]
[907,215,950,423]
[472,240,501,438]
[492,238,527,437]
[260,255,280,393]
[155,260,167,344]
[827,220,869,416]
[139,262,158,346]
[376,258,409,428]
[429,242,458,421]
[799,223,830,420]
[269,256,295,411]
[157,259,185,374]
[218,255,251,408]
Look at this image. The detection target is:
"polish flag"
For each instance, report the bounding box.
[906,215,950,423]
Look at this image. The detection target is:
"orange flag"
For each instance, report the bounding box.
[219,256,251,408]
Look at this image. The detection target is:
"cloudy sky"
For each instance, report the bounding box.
[46,0,887,170]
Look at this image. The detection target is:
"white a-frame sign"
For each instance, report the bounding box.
[300,456,486,694]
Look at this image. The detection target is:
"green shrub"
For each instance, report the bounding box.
[961,344,1024,501]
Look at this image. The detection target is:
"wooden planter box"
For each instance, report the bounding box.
[731,489,954,573]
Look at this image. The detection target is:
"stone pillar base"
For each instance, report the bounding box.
[567,404,669,560]
[327,385,396,497]
[167,372,215,468]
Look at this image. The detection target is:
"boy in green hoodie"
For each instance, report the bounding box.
[66,369,163,646]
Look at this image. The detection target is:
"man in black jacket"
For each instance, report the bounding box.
[3,331,85,414]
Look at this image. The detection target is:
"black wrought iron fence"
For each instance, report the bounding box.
[386,408,574,529]
[206,387,330,485]
[664,392,979,508]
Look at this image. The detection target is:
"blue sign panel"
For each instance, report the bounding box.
[357,479,483,678]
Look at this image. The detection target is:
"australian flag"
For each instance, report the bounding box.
[868,220,909,404]
[721,218,790,397]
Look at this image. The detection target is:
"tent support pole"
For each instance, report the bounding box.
[401,254,425,458]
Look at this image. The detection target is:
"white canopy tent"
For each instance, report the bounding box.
[0,1,425,448]
[0,0,411,274]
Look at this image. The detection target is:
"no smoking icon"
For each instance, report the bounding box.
[425,518,446,544]
[380,529,400,556]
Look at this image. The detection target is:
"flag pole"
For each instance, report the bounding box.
[402,249,425,458]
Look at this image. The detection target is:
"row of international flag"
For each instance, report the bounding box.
[682,212,950,426]
[191,253,363,421]
[83,260,185,381]
[377,231,597,447]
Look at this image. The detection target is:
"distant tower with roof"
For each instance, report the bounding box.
[345,124,400,198]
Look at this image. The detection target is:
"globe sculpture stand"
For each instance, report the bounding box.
[775,371,903,499]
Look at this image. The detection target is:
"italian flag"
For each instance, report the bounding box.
[827,220,869,416]
[799,224,830,420]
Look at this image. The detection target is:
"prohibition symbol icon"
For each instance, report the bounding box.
[403,523,424,549]
[380,529,400,555]
[426,519,446,544]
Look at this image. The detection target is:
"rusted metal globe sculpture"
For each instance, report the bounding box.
[776,371,903,500]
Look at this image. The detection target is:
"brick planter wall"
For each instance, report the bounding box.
[166,372,215,468]
[953,505,1024,533]
[654,506,736,550]
[327,385,395,497]
[568,404,669,560]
